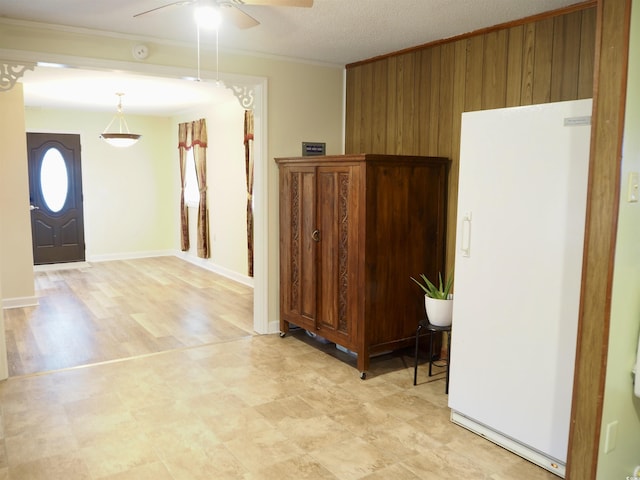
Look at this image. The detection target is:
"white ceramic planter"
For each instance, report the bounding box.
[424,296,453,326]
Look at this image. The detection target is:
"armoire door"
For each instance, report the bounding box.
[279,165,317,330]
[315,165,360,343]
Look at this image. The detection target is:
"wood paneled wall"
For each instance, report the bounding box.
[566,0,631,477]
[345,3,597,269]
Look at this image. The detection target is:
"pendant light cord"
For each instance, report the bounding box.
[216,28,219,84]
[197,23,201,82]
[195,16,220,84]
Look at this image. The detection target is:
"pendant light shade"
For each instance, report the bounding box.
[100,93,141,147]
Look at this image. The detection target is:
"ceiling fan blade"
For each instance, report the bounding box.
[221,5,260,29]
[234,0,313,7]
[133,1,195,18]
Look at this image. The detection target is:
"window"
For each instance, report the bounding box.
[184,148,199,207]
[40,147,69,212]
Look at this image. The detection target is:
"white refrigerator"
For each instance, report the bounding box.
[448,99,592,477]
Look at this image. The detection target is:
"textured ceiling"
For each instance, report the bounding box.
[0,0,585,114]
[0,0,584,64]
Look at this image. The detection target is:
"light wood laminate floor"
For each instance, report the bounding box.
[4,256,254,376]
[0,256,557,479]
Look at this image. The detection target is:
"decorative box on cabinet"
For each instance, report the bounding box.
[275,154,449,378]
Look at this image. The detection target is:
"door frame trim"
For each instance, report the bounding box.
[0,48,270,335]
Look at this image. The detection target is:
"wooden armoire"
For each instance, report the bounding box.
[276,154,449,377]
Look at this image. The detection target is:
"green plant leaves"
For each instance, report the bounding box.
[410,271,453,299]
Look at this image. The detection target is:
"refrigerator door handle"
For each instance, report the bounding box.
[461,212,472,257]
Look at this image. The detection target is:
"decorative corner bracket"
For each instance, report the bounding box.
[0,61,36,92]
[228,84,255,110]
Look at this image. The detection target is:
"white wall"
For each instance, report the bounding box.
[0,85,36,306]
[25,108,176,260]
[597,1,640,477]
[207,98,249,276]
[0,85,30,375]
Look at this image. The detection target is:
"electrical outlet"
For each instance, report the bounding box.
[628,172,639,202]
[604,420,618,453]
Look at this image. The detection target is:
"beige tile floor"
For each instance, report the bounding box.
[0,330,557,480]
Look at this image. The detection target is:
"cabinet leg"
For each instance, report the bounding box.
[357,352,369,375]
[279,320,290,338]
[358,355,369,380]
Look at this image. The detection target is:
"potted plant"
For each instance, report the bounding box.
[411,272,453,326]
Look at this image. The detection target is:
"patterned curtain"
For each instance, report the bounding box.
[177,118,210,258]
[177,123,189,251]
[192,119,210,258]
[244,110,255,277]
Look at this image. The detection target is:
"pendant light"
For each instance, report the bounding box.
[100,93,141,148]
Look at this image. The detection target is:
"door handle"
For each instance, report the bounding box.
[312,229,320,242]
[461,212,472,257]
[30,205,40,211]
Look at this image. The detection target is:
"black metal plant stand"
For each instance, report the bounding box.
[413,319,452,393]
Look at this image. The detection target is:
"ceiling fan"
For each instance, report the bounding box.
[134,0,314,30]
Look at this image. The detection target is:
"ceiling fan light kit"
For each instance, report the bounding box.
[195,2,223,30]
[133,0,313,30]
[128,0,314,102]
[100,93,142,148]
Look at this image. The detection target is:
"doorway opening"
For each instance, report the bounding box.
[19,60,269,335]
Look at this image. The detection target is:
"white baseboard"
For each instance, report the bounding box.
[87,250,175,262]
[3,296,39,309]
[268,319,280,334]
[177,252,254,288]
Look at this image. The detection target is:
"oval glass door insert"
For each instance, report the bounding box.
[40,147,69,212]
